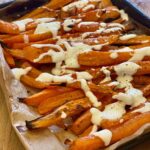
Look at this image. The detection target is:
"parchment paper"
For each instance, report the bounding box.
[0,44,150,150]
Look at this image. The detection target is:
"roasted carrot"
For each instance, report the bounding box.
[70,112,150,150]
[3,50,15,67]
[38,90,85,114]
[0,20,19,34]
[21,75,48,89]
[3,32,52,44]
[22,86,74,106]
[26,97,91,129]
[70,110,92,135]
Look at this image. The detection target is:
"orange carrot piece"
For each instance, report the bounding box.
[38,90,85,114]
[0,20,19,34]
[22,87,74,106]
[26,98,91,129]
[70,112,150,150]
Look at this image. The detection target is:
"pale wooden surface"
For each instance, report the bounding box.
[0,88,25,150]
[0,87,150,150]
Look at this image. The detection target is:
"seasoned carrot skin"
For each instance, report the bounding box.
[26,98,91,130]
[70,112,150,150]
[38,90,85,114]
[0,20,19,34]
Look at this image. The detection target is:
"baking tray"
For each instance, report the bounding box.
[0,1,150,150]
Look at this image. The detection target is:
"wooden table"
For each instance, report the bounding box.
[0,88,25,150]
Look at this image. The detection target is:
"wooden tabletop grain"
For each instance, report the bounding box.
[0,88,25,150]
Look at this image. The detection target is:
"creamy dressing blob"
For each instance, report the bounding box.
[129,46,150,62]
[92,129,112,146]
[113,62,146,107]
[82,4,95,11]
[63,19,81,32]
[13,18,33,32]
[34,22,61,37]
[119,34,137,41]
[90,101,126,126]
[79,79,101,107]
[133,103,150,113]
[100,67,111,83]
[11,67,32,80]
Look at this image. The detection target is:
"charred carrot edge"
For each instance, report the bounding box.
[26,98,91,130]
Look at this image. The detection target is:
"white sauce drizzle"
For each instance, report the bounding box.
[62,1,89,12]
[34,22,61,37]
[113,88,146,107]
[82,4,95,11]
[103,27,122,33]
[11,67,32,80]
[100,67,111,83]
[119,10,129,21]
[36,73,73,83]
[110,47,133,52]
[110,52,118,59]
[113,62,146,107]
[35,18,55,24]
[100,22,107,27]
[92,129,112,146]
[33,50,65,63]
[61,111,67,119]
[23,34,29,44]
[90,102,126,126]
[129,46,150,62]
[114,62,141,88]
[133,103,150,113]
[76,72,93,80]
[63,19,81,32]
[32,44,64,52]
[108,23,125,29]
[78,22,98,28]
[119,34,137,41]
[13,18,33,32]
[89,125,98,135]
[79,79,101,107]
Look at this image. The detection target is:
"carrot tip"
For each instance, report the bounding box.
[26,120,34,130]
[18,97,26,103]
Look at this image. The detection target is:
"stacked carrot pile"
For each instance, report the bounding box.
[0,0,150,149]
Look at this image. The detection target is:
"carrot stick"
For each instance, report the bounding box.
[115,35,150,45]
[78,51,132,67]
[0,20,19,34]
[8,46,52,63]
[22,86,74,106]
[80,125,94,137]
[38,90,85,114]
[142,84,150,97]
[70,112,150,150]
[26,97,91,130]
[12,38,56,49]
[3,32,52,44]
[21,0,74,19]
[133,76,150,85]
[21,62,41,78]
[21,75,48,89]
[3,50,15,67]
[70,110,92,135]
